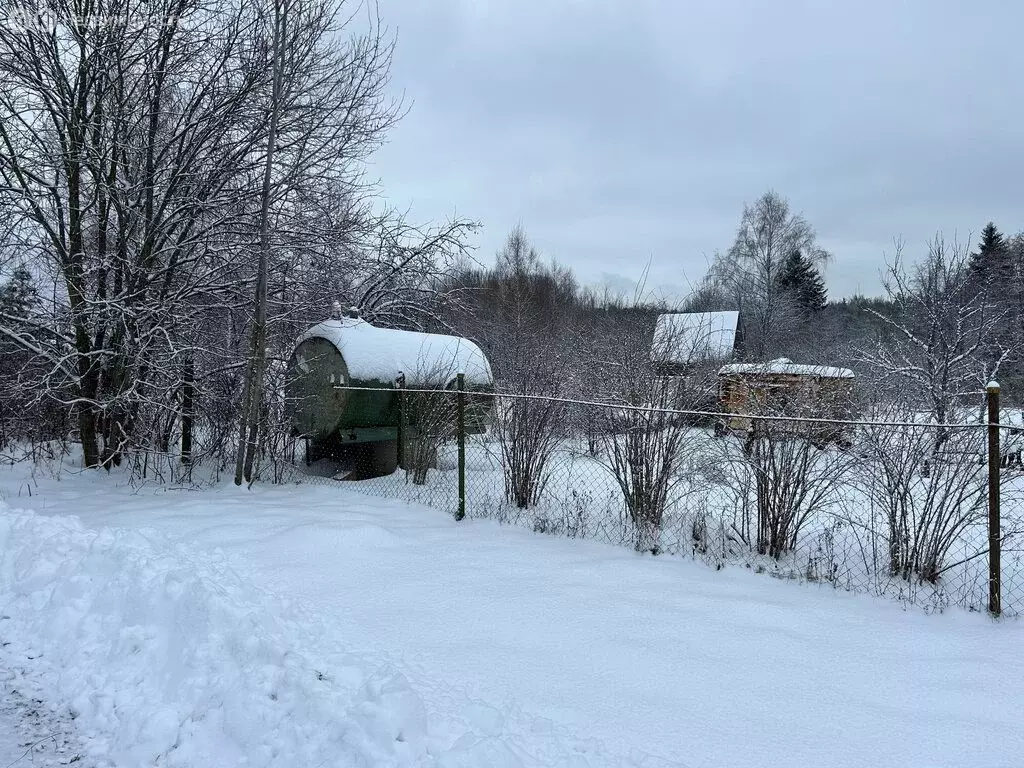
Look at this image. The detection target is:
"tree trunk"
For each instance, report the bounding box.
[235,0,288,485]
[181,358,194,464]
[77,403,100,469]
[75,324,101,467]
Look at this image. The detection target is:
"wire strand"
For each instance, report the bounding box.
[331,385,1012,431]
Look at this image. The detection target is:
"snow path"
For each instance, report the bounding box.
[0,676,82,767]
[2,469,1023,768]
[0,710,22,768]
[0,707,20,767]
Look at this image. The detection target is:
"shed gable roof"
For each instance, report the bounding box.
[651,311,740,364]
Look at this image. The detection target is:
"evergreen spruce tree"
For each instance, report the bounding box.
[0,266,41,446]
[777,249,827,315]
[968,222,1009,284]
[0,266,38,318]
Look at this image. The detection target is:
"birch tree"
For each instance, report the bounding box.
[707,191,830,359]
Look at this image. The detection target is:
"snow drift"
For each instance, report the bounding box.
[0,505,642,767]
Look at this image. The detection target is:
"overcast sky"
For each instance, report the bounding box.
[367,0,1024,302]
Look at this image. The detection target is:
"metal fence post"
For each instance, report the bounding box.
[987,380,1002,617]
[456,372,466,521]
[396,373,406,471]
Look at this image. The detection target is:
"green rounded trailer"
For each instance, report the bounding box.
[287,314,494,478]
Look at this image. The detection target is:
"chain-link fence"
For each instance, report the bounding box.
[284,384,1023,618]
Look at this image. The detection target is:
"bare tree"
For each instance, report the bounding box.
[712,381,852,561]
[400,359,462,487]
[230,0,405,483]
[0,0,281,467]
[858,403,987,583]
[858,236,1008,452]
[349,215,479,331]
[706,190,830,359]
[597,382,695,554]
[496,367,566,509]
[0,0,422,477]
[750,428,849,558]
[0,1,260,466]
[235,0,290,485]
[593,311,722,553]
[448,227,579,509]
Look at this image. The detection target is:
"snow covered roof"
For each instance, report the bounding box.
[296,318,493,387]
[652,312,739,364]
[718,358,855,379]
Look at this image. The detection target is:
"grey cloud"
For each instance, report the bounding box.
[370,0,1024,298]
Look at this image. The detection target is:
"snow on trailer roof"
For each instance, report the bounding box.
[652,311,739,363]
[718,358,855,379]
[296,317,493,387]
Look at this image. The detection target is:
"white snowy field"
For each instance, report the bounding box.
[317,434,1024,614]
[1,459,1023,768]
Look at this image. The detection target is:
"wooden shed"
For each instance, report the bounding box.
[716,358,855,443]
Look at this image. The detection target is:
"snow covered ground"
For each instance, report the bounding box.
[0,667,80,766]
[1,459,1023,767]
[311,433,1024,614]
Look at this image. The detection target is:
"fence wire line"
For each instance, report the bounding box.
[298,387,1022,618]
[331,385,1010,431]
